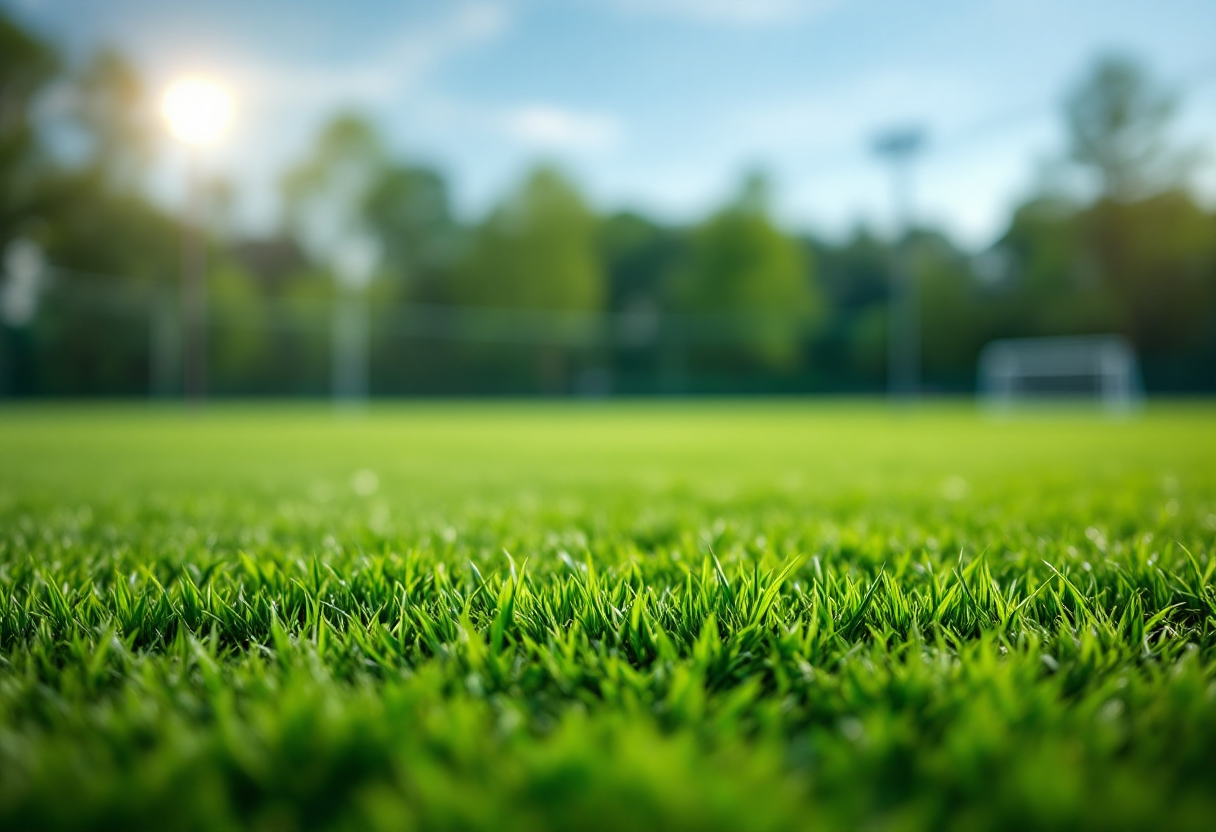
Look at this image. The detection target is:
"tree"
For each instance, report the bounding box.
[38,47,176,280]
[0,20,186,397]
[813,227,889,313]
[671,172,820,370]
[1079,192,1216,354]
[0,11,57,241]
[598,210,682,314]
[281,113,388,270]
[1066,54,1181,201]
[447,166,603,392]
[72,50,151,187]
[365,164,458,299]
[992,188,1216,387]
[453,165,602,313]
[1061,56,1216,364]
[913,231,990,389]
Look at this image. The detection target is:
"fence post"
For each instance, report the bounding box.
[150,285,181,398]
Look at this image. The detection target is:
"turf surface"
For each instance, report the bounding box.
[1,402,1215,831]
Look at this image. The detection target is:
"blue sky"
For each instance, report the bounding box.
[8,0,1216,248]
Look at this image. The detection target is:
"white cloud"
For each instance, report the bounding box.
[245,3,510,106]
[612,0,841,26]
[500,105,623,152]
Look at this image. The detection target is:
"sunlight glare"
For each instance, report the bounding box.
[162,78,233,146]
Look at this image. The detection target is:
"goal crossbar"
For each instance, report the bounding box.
[978,335,1143,413]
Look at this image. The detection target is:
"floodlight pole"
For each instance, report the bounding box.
[181,149,207,403]
[873,128,925,401]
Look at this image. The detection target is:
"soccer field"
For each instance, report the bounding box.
[1,402,1215,831]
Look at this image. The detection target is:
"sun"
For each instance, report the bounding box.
[161,77,233,146]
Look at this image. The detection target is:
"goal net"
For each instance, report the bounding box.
[978,335,1143,413]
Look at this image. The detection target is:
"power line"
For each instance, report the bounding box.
[793,59,1216,178]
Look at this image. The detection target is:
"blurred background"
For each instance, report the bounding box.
[0,0,1214,399]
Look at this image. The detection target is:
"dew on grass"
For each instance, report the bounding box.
[351,469,379,497]
[941,475,969,501]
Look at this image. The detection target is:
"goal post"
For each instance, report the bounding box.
[978,335,1143,414]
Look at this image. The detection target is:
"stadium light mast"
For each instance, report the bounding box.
[872,126,926,401]
[162,77,233,403]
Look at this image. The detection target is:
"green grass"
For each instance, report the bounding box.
[1,401,1215,831]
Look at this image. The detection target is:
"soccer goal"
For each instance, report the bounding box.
[977,335,1143,413]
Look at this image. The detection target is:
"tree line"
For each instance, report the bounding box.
[1,11,1214,396]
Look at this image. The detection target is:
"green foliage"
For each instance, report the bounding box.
[1,403,1215,830]
[598,210,681,313]
[207,262,270,392]
[0,10,58,237]
[71,50,152,187]
[365,165,459,296]
[280,113,388,265]
[1079,193,1216,353]
[1066,54,1181,201]
[453,166,603,314]
[994,191,1216,364]
[673,173,820,370]
[442,166,604,391]
[39,175,177,279]
[915,233,989,387]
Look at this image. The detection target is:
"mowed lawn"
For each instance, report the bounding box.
[1,401,1215,831]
